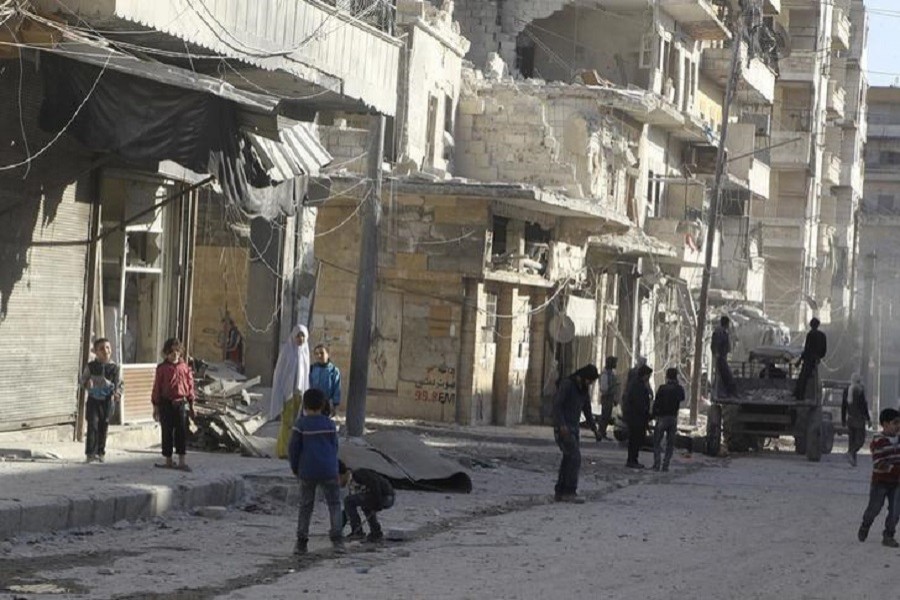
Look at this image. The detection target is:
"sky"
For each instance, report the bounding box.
[866,1,900,87]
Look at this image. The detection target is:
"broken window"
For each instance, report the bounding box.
[491,216,509,256]
[524,222,551,275]
[516,35,536,78]
[639,34,654,69]
[646,171,663,218]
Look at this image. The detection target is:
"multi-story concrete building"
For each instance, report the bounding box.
[861,86,900,409]
[754,0,867,338]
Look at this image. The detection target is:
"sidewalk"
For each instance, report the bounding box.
[0,421,714,544]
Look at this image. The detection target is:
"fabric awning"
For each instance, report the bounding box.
[565,295,597,337]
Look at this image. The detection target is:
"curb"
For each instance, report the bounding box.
[0,475,246,541]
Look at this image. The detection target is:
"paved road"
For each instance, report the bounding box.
[0,441,887,600]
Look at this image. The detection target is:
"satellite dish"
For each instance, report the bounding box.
[773,21,792,58]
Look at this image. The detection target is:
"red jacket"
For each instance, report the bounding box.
[151,360,195,405]
[870,433,900,484]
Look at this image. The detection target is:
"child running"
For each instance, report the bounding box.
[858,408,900,547]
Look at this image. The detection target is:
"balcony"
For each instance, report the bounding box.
[769,130,812,170]
[725,123,771,199]
[826,81,846,120]
[823,152,841,187]
[757,217,804,252]
[659,0,730,41]
[35,0,403,116]
[779,50,817,85]
[644,216,707,267]
[702,42,775,105]
[832,9,851,51]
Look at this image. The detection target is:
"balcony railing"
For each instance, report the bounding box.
[769,130,812,170]
[826,81,846,119]
[757,217,804,251]
[823,152,841,186]
[779,50,817,84]
[659,0,731,41]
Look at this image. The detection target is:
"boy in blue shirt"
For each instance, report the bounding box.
[289,388,344,555]
[310,344,341,416]
[79,338,122,463]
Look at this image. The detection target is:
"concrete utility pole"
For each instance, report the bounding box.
[345,114,386,437]
[689,5,744,424]
[860,252,877,392]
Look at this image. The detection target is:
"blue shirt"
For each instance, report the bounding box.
[288,414,339,481]
[309,361,342,406]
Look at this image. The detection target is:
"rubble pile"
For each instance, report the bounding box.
[190,363,267,457]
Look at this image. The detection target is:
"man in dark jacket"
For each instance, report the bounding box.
[794,317,827,400]
[551,364,600,503]
[651,368,685,472]
[341,461,395,543]
[623,364,654,469]
[842,373,870,467]
[711,316,737,397]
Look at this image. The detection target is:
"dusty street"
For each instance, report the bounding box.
[0,429,890,600]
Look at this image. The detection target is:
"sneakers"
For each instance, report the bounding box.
[332,541,347,554]
[883,535,899,548]
[85,455,99,464]
[858,525,869,542]
[625,462,646,469]
[97,454,105,463]
[346,529,366,542]
[293,540,308,556]
[662,464,670,473]
[651,463,660,472]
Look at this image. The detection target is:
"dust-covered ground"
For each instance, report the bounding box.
[0,426,884,600]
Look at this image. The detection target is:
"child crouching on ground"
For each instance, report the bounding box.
[339,460,395,543]
[151,337,195,472]
[858,408,900,547]
[289,388,344,555]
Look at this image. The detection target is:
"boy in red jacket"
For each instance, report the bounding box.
[151,338,195,472]
[858,408,900,547]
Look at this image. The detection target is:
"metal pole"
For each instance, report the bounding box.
[345,115,385,437]
[860,252,876,386]
[689,14,743,425]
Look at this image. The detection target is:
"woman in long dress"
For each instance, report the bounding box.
[271,324,310,459]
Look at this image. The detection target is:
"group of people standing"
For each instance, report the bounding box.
[551,357,686,502]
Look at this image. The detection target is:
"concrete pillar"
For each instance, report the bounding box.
[244,217,283,385]
[525,289,548,424]
[492,285,514,425]
[456,278,479,425]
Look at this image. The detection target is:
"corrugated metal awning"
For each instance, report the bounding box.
[246,121,333,182]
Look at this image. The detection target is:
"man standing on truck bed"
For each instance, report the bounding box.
[794,318,827,400]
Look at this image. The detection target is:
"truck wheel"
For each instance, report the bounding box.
[806,407,822,462]
[706,404,722,457]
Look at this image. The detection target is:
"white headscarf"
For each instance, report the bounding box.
[270,324,310,420]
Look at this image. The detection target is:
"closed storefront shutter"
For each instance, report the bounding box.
[0,191,89,431]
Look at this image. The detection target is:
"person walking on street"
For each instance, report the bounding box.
[794,318,827,400]
[711,316,737,397]
[272,325,311,459]
[842,372,871,467]
[858,408,900,548]
[288,388,344,555]
[551,364,601,503]
[651,368,685,472]
[597,356,619,440]
[623,364,654,469]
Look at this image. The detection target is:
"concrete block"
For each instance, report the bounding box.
[0,504,22,540]
[458,97,486,115]
[91,495,117,527]
[66,497,94,530]
[114,490,154,522]
[20,499,68,534]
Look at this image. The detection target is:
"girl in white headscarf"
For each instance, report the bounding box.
[272,324,310,458]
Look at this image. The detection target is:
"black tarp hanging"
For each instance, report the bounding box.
[39,53,302,218]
